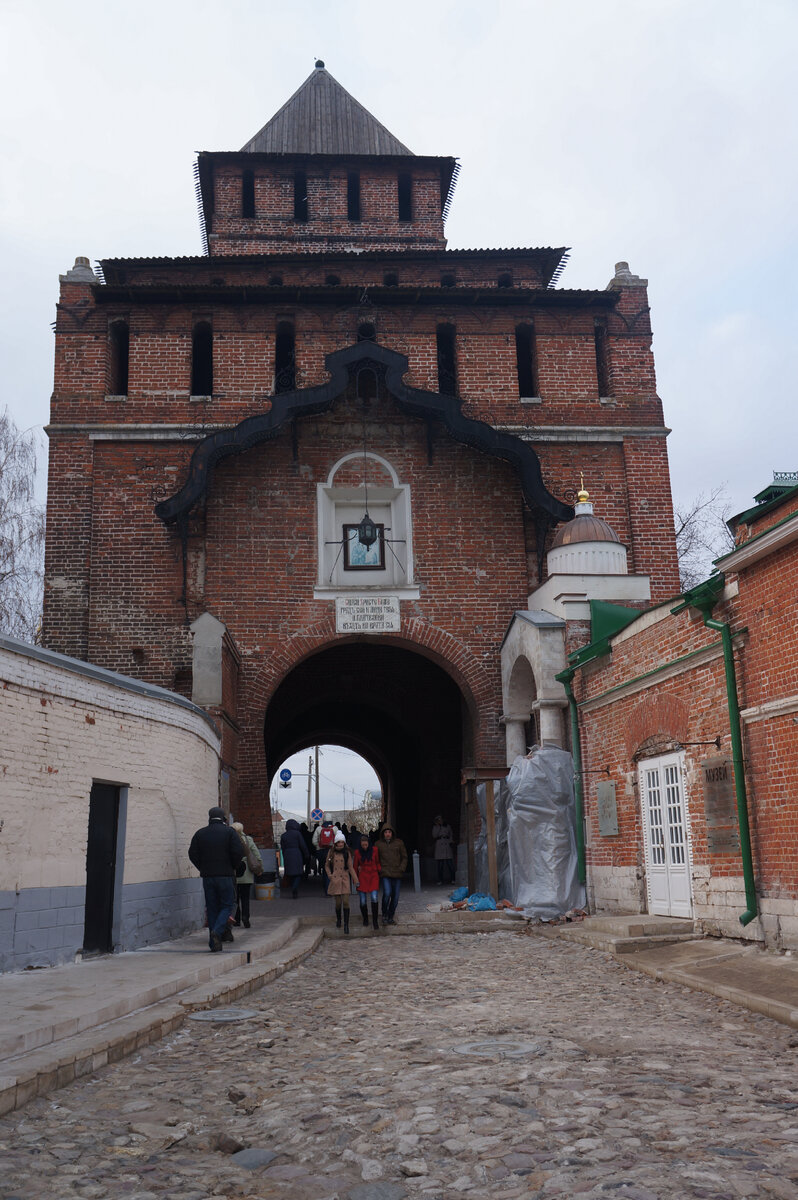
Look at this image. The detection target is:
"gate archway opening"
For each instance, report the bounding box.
[263,640,472,867]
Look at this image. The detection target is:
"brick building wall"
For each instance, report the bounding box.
[0,636,220,971]
[570,489,798,948]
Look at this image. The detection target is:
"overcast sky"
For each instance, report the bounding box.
[2,0,795,523]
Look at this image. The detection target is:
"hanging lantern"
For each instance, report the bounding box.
[357,512,379,549]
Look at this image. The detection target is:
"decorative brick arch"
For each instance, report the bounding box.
[625,692,689,759]
[251,614,494,737]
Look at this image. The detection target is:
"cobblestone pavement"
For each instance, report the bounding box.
[2,931,798,1200]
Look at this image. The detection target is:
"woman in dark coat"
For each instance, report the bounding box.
[280,818,309,899]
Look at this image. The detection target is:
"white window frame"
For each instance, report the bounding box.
[314,451,419,600]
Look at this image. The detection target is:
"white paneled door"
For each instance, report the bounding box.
[639,753,693,918]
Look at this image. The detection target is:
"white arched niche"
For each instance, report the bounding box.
[314,451,420,599]
[500,610,568,764]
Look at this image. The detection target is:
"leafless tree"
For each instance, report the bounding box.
[0,409,46,641]
[674,483,735,591]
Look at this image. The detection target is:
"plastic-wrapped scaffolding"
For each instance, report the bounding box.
[504,746,585,918]
[473,747,585,918]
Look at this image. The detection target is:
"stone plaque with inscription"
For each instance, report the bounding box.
[596,780,618,836]
[335,595,401,634]
[702,756,740,855]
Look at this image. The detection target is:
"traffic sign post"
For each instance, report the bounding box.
[279,767,292,790]
[310,807,324,823]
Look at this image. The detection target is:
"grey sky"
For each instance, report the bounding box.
[2,1,794,508]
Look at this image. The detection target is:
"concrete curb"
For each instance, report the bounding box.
[617,952,798,1030]
[0,924,322,1118]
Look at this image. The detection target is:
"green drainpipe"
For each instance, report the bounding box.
[675,580,758,927]
[555,666,586,886]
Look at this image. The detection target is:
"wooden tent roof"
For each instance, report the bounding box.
[241,63,413,156]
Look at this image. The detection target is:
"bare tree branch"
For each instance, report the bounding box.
[674,483,735,591]
[0,409,46,641]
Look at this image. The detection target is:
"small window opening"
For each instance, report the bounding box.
[397,172,412,221]
[325,274,341,286]
[191,321,213,396]
[383,272,399,287]
[357,322,377,343]
[356,367,378,402]
[594,320,610,397]
[210,277,225,286]
[275,321,296,393]
[436,324,457,396]
[498,272,513,288]
[131,647,145,665]
[109,320,129,395]
[268,275,284,287]
[347,171,361,221]
[515,323,538,398]
[294,170,308,222]
[440,273,456,288]
[241,170,255,218]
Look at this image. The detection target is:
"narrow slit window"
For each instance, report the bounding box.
[436,324,457,396]
[347,171,361,221]
[294,170,308,222]
[397,171,412,221]
[275,321,296,393]
[594,320,610,397]
[383,272,398,287]
[498,272,513,288]
[109,320,129,395]
[515,323,538,398]
[191,321,213,396]
[441,273,456,288]
[241,170,255,218]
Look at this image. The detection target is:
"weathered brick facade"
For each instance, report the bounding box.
[570,484,798,948]
[43,67,679,854]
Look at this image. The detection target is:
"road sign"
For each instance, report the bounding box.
[279,768,292,782]
[279,780,292,789]
[310,807,324,822]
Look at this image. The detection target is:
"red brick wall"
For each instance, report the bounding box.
[571,495,798,941]
[210,162,447,254]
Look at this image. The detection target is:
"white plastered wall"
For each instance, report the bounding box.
[0,642,220,893]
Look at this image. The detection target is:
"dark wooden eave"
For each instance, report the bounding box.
[154,341,574,528]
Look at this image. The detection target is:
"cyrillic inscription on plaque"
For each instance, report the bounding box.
[702,756,740,855]
[596,780,618,836]
[335,595,401,634]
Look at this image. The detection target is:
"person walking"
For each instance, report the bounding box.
[315,819,335,890]
[188,807,244,952]
[353,833,381,930]
[231,821,262,927]
[280,818,308,898]
[432,815,456,885]
[325,830,359,933]
[376,824,407,926]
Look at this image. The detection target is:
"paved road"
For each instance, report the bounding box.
[2,931,797,1199]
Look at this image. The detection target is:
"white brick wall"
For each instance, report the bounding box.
[0,642,220,892]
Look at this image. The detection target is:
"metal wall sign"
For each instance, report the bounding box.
[702,756,740,855]
[596,780,618,836]
[335,595,400,633]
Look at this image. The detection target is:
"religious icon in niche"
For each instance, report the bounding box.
[343,523,385,570]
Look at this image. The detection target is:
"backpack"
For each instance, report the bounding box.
[319,825,335,848]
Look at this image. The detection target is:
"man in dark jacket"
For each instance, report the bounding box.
[188,807,244,951]
[280,818,309,899]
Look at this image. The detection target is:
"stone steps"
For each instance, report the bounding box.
[539,912,699,955]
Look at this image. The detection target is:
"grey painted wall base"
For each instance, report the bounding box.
[1,878,204,973]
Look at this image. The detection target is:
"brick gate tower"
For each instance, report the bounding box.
[44,63,680,855]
